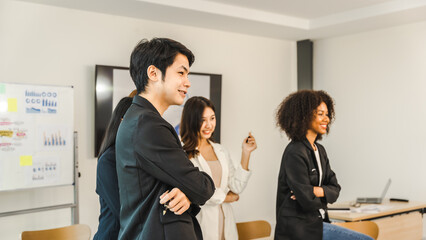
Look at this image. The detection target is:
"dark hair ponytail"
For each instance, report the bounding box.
[98,97,133,158]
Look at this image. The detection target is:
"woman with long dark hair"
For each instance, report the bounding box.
[180,96,257,240]
[274,90,372,240]
[94,97,132,240]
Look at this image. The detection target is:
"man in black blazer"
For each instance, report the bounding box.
[116,38,215,240]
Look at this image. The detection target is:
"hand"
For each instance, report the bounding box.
[242,132,257,154]
[313,186,324,198]
[159,188,191,215]
[224,191,240,203]
[290,190,296,200]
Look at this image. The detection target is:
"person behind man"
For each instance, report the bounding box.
[180,96,257,240]
[116,38,215,240]
[94,97,132,240]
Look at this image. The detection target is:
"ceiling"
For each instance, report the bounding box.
[19,0,426,40]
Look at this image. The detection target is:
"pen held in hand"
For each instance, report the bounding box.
[162,203,171,215]
[246,132,252,143]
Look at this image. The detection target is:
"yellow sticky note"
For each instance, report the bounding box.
[0,130,13,137]
[8,98,17,112]
[20,155,33,166]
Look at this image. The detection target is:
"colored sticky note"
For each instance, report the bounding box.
[20,155,33,166]
[8,98,17,112]
[0,130,13,137]
[0,84,5,94]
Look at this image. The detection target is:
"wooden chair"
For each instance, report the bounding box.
[21,224,91,240]
[333,221,379,239]
[237,220,271,240]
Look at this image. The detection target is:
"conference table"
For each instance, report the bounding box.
[328,199,426,240]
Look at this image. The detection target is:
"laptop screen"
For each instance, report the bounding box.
[380,178,392,199]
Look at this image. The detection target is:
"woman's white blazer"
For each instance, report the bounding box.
[190,142,251,240]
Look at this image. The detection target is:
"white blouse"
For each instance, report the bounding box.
[190,141,251,240]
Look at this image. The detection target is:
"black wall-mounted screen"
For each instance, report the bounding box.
[94,65,222,157]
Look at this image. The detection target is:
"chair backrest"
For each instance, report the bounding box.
[21,224,91,240]
[333,221,379,239]
[236,220,271,240]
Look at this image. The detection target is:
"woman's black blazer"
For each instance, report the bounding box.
[275,138,341,240]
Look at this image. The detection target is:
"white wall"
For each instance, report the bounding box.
[0,0,295,238]
[314,20,426,237]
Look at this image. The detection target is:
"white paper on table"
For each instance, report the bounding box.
[351,204,393,213]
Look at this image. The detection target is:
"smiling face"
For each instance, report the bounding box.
[308,102,330,136]
[199,107,216,140]
[158,53,191,107]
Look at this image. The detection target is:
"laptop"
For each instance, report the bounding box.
[356,178,391,204]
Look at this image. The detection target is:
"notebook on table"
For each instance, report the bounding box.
[356,178,391,204]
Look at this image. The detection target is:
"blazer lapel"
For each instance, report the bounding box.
[196,152,213,177]
[302,138,323,184]
[211,142,228,189]
[317,146,326,183]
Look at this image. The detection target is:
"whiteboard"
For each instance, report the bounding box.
[0,83,74,191]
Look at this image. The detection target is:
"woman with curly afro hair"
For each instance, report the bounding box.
[274,90,373,240]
